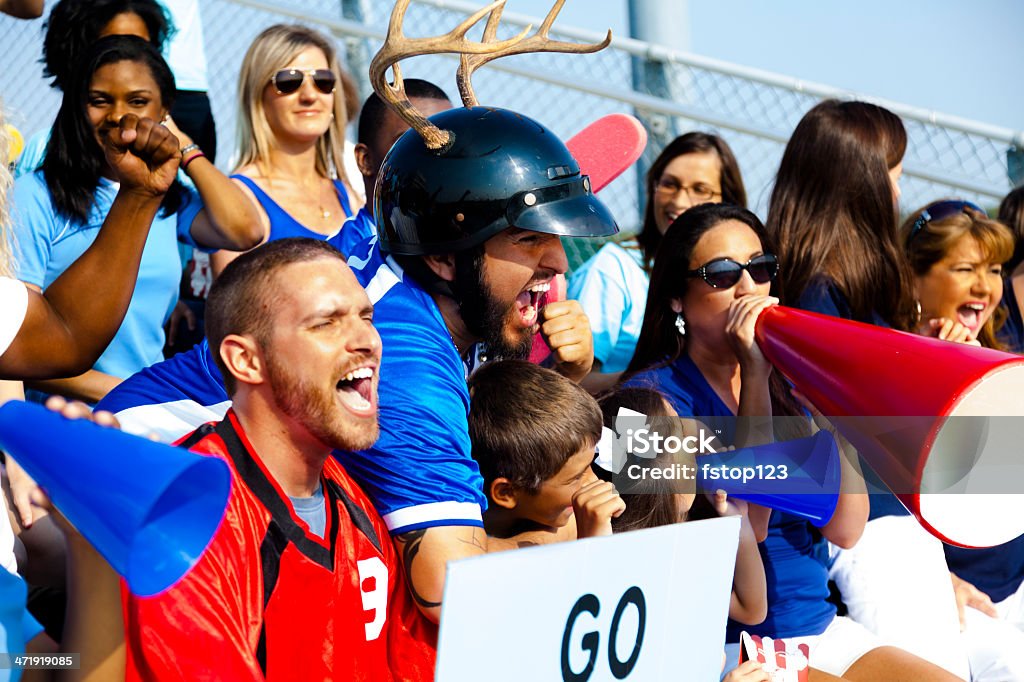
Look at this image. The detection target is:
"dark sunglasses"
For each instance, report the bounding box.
[908,200,985,243]
[685,253,779,289]
[271,68,337,95]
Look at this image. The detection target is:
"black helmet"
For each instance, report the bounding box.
[373,106,618,256]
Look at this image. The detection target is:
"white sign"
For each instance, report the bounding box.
[436,516,740,681]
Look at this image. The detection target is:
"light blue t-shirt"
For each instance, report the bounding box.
[567,241,648,373]
[11,133,46,181]
[290,484,326,538]
[11,171,204,378]
[0,569,45,682]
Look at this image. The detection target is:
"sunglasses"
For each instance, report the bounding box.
[271,68,337,95]
[907,200,985,244]
[685,253,778,289]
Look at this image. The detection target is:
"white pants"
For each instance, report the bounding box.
[830,515,1024,681]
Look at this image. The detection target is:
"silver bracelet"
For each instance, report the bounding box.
[180,143,200,156]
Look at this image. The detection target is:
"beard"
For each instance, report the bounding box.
[453,250,534,361]
[264,350,379,453]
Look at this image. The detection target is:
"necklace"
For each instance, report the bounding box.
[317,179,331,220]
[264,172,332,222]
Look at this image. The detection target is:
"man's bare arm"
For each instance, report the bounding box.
[392,525,487,623]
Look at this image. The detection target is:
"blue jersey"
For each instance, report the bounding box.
[626,356,836,641]
[99,225,486,534]
[338,235,485,531]
[333,207,376,259]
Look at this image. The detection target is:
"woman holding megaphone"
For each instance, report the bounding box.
[622,203,957,680]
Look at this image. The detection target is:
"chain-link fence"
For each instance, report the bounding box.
[3,0,1021,271]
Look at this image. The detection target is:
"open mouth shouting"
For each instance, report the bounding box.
[335,366,376,416]
[515,282,552,328]
[956,302,988,332]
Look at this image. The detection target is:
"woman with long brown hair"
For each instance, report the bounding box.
[768,99,916,331]
[769,100,1016,679]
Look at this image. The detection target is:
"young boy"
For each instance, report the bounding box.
[467,360,625,547]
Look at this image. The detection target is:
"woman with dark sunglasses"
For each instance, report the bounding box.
[210,24,362,277]
[569,132,746,394]
[621,203,958,680]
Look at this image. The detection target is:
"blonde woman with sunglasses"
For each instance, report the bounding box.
[211,24,362,276]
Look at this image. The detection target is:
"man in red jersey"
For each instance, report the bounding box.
[123,238,436,680]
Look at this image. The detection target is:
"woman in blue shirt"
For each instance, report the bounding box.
[766,100,999,679]
[623,203,956,680]
[11,36,260,403]
[211,25,362,276]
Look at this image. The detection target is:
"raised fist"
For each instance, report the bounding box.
[100,114,180,198]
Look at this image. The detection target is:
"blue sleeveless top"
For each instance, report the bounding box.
[625,356,836,640]
[232,174,353,241]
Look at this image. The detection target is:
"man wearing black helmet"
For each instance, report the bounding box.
[342,102,616,620]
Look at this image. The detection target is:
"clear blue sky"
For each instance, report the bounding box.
[515,0,1023,132]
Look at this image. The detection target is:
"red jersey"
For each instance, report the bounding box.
[124,410,437,680]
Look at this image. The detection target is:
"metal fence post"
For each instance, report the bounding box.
[340,0,373,104]
[628,0,691,227]
[1009,143,1024,189]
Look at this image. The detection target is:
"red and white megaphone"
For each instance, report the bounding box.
[755,306,1024,548]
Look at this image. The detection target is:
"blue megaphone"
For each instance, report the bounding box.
[0,401,230,596]
[697,430,841,527]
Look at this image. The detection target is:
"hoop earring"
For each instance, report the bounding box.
[914,300,922,324]
[675,314,686,336]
